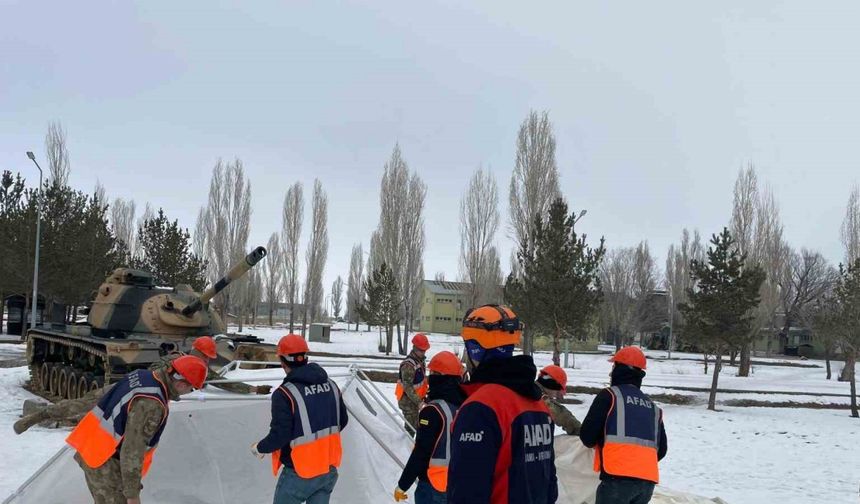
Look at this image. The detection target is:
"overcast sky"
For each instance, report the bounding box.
[2,1,859,299]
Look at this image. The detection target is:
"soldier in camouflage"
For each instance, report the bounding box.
[13,337,267,435]
[68,356,206,504]
[396,334,431,432]
[537,364,582,436]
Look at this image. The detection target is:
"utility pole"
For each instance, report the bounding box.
[25,152,43,340]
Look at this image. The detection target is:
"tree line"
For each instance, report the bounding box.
[0,124,208,334]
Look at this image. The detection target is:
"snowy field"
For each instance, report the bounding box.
[1,328,859,503]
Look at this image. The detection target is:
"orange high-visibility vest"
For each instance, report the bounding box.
[593,385,661,483]
[395,356,428,401]
[271,380,343,479]
[66,370,169,478]
[426,399,457,492]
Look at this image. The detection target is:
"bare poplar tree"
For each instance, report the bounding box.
[600,247,637,350]
[632,241,661,344]
[375,144,427,353]
[509,110,561,255]
[460,167,500,306]
[138,203,155,234]
[193,207,207,261]
[479,246,504,304]
[280,182,304,332]
[303,179,329,327]
[729,166,788,374]
[332,276,344,319]
[756,187,790,356]
[402,173,427,339]
[839,185,860,381]
[202,158,252,330]
[508,110,561,354]
[368,230,383,276]
[434,271,446,282]
[347,243,364,330]
[842,185,860,265]
[94,181,107,207]
[111,198,137,258]
[45,121,70,187]
[730,165,759,260]
[665,229,704,356]
[261,232,283,326]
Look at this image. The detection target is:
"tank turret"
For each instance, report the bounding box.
[87,246,267,338]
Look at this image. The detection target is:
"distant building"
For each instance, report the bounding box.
[416,280,472,334]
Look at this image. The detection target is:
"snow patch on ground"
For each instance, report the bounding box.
[0,367,69,499]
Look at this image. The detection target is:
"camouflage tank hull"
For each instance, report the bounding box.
[25,246,279,400]
[25,328,279,400]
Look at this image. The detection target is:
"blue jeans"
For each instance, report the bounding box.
[595,477,655,504]
[273,466,338,504]
[414,480,446,504]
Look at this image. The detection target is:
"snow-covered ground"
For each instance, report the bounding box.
[1,327,859,503]
[0,366,69,499]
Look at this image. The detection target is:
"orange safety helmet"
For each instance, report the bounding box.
[460,304,521,349]
[427,351,464,377]
[278,334,310,363]
[539,365,568,390]
[412,333,431,351]
[170,355,208,389]
[609,346,647,370]
[192,336,217,359]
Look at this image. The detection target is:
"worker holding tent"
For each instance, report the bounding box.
[447,304,558,504]
[537,364,582,436]
[65,355,208,504]
[395,333,430,431]
[580,346,668,504]
[252,334,349,504]
[393,350,466,504]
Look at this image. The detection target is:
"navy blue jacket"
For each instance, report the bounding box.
[448,356,558,504]
[256,363,348,468]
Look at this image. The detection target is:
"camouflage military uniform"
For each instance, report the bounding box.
[543,395,582,436]
[397,352,425,431]
[13,386,107,434]
[75,368,178,503]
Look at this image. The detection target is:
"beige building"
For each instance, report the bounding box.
[415,280,471,334]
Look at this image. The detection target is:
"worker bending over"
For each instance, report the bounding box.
[65,355,207,504]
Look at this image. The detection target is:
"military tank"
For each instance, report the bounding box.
[26,246,278,400]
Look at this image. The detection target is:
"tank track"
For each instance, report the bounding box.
[27,331,109,403]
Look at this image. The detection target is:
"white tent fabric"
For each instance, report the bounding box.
[5,370,724,504]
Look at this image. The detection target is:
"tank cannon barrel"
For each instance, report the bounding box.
[181,246,267,317]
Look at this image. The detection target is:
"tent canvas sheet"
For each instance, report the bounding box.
[5,368,724,504]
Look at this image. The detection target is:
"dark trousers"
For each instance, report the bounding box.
[414,480,446,504]
[595,477,655,504]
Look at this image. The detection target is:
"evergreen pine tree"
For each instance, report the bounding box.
[830,258,860,417]
[680,228,765,410]
[358,263,400,354]
[506,197,605,364]
[134,208,208,290]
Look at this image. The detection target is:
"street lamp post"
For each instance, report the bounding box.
[25,152,43,339]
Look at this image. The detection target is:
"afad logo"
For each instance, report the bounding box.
[459,431,484,442]
[523,424,553,447]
